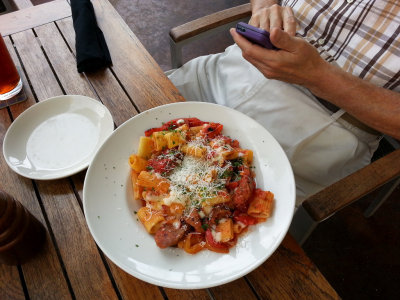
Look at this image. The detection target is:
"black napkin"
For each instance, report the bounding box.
[71,0,112,73]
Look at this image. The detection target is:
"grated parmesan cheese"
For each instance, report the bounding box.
[160,137,232,209]
[211,230,222,242]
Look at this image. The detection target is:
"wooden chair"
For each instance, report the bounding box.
[169,3,400,245]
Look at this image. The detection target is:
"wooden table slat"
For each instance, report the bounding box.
[0,106,26,300]
[107,264,165,300]
[3,37,73,300]
[12,30,64,103]
[34,22,97,99]
[56,17,139,126]
[163,288,211,300]
[35,179,118,300]
[210,278,259,300]
[69,172,165,300]
[0,264,25,300]
[246,235,340,300]
[70,173,165,300]
[0,0,71,36]
[55,16,169,299]
[9,25,119,300]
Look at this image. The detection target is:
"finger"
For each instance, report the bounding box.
[259,13,270,32]
[269,6,283,30]
[230,28,253,51]
[230,28,278,77]
[249,15,260,27]
[270,27,297,52]
[230,28,271,52]
[283,7,297,36]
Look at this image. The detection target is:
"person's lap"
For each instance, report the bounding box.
[168,44,379,206]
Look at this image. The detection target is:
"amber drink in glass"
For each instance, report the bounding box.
[0,34,22,101]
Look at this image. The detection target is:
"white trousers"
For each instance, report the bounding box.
[167,45,380,207]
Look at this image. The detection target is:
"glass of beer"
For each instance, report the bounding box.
[0,34,23,101]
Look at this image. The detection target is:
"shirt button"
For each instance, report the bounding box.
[347,0,354,3]
[318,38,325,45]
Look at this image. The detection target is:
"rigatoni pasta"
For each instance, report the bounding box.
[129,117,274,254]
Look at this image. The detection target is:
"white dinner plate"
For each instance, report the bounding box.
[83,102,295,289]
[3,95,114,180]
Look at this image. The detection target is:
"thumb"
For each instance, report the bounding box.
[270,27,297,52]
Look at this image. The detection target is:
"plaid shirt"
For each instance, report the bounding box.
[281,0,400,91]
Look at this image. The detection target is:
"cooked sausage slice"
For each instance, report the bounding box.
[232,172,255,212]
[208,205,232,226]
[154,222,189,248]
[184,209,204,232]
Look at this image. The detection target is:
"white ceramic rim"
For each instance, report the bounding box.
[3,95,114,180]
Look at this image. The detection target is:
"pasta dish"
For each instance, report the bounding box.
[129,118,274,254]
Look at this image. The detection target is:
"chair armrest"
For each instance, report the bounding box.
[169,3,251,43]
[302,148,400,222]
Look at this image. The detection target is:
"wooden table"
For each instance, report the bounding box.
[0,1,340,299]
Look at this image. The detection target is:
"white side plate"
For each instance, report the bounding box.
[3,95,114,180]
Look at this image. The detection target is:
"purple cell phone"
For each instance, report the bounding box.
[236,22,278,50]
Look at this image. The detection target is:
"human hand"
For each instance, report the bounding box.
[250,4,297,36]
[230,27,330,89]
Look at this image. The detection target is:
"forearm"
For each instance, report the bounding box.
[308,62,400,139]
[250,0,279,13]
